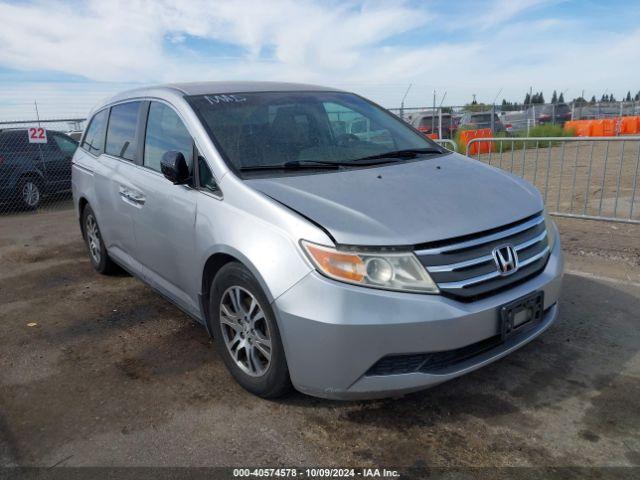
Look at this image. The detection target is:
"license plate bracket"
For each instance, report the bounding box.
[500,291,544,341]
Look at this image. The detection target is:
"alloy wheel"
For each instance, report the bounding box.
[219,286,272,377]
[85,214,102,264]
[22,181,40,208]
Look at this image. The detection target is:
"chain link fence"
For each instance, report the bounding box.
[0,118,86,214]
[2,100,639,224]
[390,100,640,138]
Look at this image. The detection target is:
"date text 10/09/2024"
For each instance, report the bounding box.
[233,468,400,478]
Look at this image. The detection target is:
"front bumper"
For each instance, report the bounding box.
[273,229,564,400]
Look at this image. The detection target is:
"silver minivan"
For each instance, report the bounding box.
[72,82,564,400]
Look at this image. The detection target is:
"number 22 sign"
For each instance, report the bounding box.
[28,127,47,144]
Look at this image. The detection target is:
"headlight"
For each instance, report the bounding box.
[544,211,557,251]
[301,240,439,294]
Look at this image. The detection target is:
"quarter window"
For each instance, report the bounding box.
[198,156,220,194]
[105,102,141,161]
[144,102,193,172]
[81,109,108,155]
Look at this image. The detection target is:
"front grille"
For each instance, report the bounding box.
[415,213,550,301]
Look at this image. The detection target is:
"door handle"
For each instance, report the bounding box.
[119,187,145,206]
[128,192,146,205]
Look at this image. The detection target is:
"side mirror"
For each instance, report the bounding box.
[160,151,190,184]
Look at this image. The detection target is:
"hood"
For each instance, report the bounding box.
[246,153,543,246]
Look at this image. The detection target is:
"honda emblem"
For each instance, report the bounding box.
[492,244,519,276]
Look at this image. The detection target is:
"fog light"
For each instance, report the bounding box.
[366,257,394,283]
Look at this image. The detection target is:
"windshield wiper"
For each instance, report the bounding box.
[351,147,445,162]
[239,154,433,172]
[239,160,344,171]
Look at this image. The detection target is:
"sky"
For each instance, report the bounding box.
[1,0,639,120]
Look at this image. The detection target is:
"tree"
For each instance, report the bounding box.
[524,93,531,105]
[558,92,565,103]
[531,92,545,104]
[601,94,608,102]
[626,91,632,102]
[609,94,616,103]
[551,90,558,103]
[635,91,640,102]
[590,95,597,104]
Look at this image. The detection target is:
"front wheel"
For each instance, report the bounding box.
[210,262,292,398]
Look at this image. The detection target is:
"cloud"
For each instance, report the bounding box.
[0,0,638,112]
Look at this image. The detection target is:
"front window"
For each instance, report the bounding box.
[188,91,443,175]
[143,102,193,173]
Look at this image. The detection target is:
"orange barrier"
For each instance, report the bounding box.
[564,119,592,136]
[590,120,605,137]
[461,128,494,155]
[621,116,640,134]
[564,116,640,137]
[603,118,617,136]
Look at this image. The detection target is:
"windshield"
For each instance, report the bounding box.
[188,91,442,173]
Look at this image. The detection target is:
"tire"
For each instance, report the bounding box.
[18,177,42,210]
[81,205,119,275]
[209,262,292,398]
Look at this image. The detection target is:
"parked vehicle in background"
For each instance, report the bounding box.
[459,112,505,134]
[410,112,457,138]
[500,110,528,135]
[72,81,563,400]
[529,103,571,125]
[66,130,84,142]
[0,129,78,210]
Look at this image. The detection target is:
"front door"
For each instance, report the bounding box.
[127,101,200,316]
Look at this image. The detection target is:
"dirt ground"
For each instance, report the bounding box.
[0,208,639,472]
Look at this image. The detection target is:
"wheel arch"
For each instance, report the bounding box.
[199,246,275,337]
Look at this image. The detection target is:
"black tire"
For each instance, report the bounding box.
[81,205,119,275]
[17,177,42,210]
[209,262,292,398]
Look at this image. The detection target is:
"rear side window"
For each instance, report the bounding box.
[52,134,78,155]
[81,109,108,155]
[143,102,193,172]
[106,102,141,161]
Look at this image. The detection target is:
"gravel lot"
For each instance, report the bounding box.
[1,208,639,472]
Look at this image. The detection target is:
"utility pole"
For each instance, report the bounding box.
[399,83,412,120]
[438,91,447,139]
[34,100,41,127]
[431,90,436,134]
[491,88,503,133]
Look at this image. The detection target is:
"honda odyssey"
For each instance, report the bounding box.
[72,82,563,400]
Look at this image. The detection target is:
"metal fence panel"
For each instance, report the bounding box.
[466,136,640,224]
[435,139,457,152]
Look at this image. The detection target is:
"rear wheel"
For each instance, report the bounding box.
[18,178,41,210]
[81,205,118,274]
[209,262,292,398]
